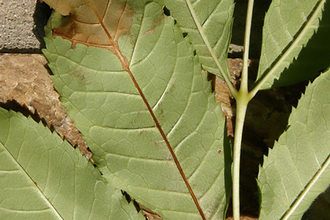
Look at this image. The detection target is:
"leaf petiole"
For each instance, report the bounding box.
[232,0,254,219]
[232,92,249,220]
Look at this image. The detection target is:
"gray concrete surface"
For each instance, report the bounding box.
[0,0,51,53]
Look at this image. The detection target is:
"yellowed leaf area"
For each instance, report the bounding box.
[44,0,134,48]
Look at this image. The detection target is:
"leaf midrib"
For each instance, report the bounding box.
[84,1,206,219]
[1,141,63,219]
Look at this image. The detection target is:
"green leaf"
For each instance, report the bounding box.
[256,0,326,89]
[269,0,330,88]
[258,69,330,220]
[42,2,229,220]
[0,108,144,220]
[164,0,235,78]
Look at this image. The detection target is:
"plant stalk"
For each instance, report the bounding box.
[232,97,248,220]
[240,0,254,94]
[232,0,254,219]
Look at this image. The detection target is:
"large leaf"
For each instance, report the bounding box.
[42,1,229,219]
[258,69,330,219]
[164,0,235,78]
[0,108,144,220]
[256,0,326,89]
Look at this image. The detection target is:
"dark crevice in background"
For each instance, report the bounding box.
[33,0,52,51]
[0,100,51,131]
[230,0,272,59]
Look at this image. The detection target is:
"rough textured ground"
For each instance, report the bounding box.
[0,0,51,52]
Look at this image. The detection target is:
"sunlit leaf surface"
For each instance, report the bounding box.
[42,1,229,219]
[257,0,326,89]
[165,0,234,78]
[258,69,330,220]
[0,109,144,220]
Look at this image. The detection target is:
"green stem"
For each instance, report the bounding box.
[232,0,254,219]
[232,95,249,220]
[239,0,254,95]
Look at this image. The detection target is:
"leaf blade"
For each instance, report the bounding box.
[0,109,144,220]
[164,0,235,79]
[258,69,330,220]
[42,1,229,219]
[268,0,330,88]
[255,0,326,90]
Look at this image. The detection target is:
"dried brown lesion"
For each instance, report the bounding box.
[48,0,135,51]
[0,53,93,162]
[214,58,245,138]
[0,52,244,163]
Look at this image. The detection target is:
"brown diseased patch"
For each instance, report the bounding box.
[51,0,135,50]
[0,53,93,162]
[69,70,88,86]
[215,58,244,138]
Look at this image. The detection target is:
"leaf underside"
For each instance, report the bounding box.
[42,1,229,219]
[258,69,330,220]
[269,0,330,88]
[164,0,235,78]
[0,109,144,220]
[257,0,326,89]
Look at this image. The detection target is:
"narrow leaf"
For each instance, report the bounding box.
[42,1,229,219]
[258,69,330,220]
[164,0,235,79]
[269,0,330,88]
[0,109,144,220]
[256,0,326,90]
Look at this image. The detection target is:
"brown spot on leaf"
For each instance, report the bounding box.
[44,0,135,50]
[143,11,164,35]
[69,70,87,86]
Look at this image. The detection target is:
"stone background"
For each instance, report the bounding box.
[0,0,51,53]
